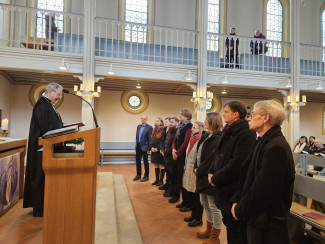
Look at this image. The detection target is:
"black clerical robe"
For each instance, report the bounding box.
[23,96,63,209]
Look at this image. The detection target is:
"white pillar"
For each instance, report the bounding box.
[195,0,208,122]
[81,0,96,129]
[287,0,301,147]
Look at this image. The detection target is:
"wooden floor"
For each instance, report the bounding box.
[0,164,314,243]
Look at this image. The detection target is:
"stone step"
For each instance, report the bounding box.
[95,172,118,244]
[113,174,142,244]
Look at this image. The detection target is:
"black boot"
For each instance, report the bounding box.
[156,169,165,186]
[152,168,160,185]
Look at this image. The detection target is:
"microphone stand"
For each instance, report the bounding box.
[63,90,99,128]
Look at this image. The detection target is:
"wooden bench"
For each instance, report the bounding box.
[99,142,136,165]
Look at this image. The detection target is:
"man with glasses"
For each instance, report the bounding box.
[23,83,64,217]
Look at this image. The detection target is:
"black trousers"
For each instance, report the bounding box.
[190,192,203,220]
[222,212,247,244]
[135,143,149,177]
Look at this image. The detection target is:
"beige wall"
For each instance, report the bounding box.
[300,102,325,142]
[0,74,12,133]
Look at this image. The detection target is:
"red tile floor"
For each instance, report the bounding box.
[0,164,313,243]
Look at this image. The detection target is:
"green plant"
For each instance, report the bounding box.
[66,138,84,145]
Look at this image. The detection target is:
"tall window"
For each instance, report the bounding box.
[322,10,325,47]
[266,0,283,56]
[125,0,148,43]
[207,0,220,51]
[36,0,64,38]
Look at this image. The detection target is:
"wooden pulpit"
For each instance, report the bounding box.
[39,128,100,244]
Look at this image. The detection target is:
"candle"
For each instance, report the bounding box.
[210,92,213,99]
[1,118,8,131]
[74,85,78,92]
[295,95,299,103]
[302,95,306,103]
[287,96,291,103]
[97,86,101,93]
[80,84,84,91]
[193,91,196,98]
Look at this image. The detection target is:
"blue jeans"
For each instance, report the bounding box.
[200,193,222,229]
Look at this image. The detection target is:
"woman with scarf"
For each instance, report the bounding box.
[183,121,205,227]
[150,117,165,186]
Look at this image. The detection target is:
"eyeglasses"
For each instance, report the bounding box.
[53,90,62,98]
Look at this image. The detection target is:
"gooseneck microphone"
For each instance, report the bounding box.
[63,89,99,128]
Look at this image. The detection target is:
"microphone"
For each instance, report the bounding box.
[62,89,99,128]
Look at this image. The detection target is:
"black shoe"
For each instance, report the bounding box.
[180,207,191,212]
[158,184,167,190]
[168,198,180,203]
[156,180,163,186]
[188,219,203,227]
[176,203,185,208]
[33,208,43,217]
[152,180,158,185]
[141,176,149,182]
[133,175,141,181]
[184,216,194,222]
[163,192,172,197]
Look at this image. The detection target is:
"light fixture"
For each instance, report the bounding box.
[285,79,292,88]
[286,95,306,108]
[107,64,115,75]
[73,84,101,98]
[191,90,213,102]
[221,76,229,84]
[59,59,68,71]
[184,70,192,81]
[136,82,141,89]
[221,89,227,95]
[1,118,8,133]
[316,82,323,90]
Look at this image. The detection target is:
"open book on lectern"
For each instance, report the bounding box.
[42,125,79,139]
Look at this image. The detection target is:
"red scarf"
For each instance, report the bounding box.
[187,134,201,154]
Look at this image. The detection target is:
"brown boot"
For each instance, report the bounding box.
[202,227,221,244]
[197,221,212,239]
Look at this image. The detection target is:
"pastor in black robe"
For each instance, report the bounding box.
[23,96,63,211]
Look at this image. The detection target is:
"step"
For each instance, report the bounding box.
[113,174,142,244]
[95,172,118,244]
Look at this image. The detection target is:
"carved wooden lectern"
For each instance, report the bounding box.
[39,128,100,244]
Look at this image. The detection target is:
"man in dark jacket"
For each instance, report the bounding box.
[250,29,268,55]
[170,109,192,205]
[231,100,295,244]
[208,101,256,244]
[23,83,64,217]
[134,115,153,182]
[225,27,239,68]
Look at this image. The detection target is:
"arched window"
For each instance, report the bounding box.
[207,0,220,51]
[125,0,148,43]
[321,8,325,47]
[36,0,64,38]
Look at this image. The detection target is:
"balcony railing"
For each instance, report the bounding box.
[300,44,325,77]
[94,18,199,66]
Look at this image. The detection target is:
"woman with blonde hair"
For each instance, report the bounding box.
[194,112,223,243]
[149,117,165,186]
[182,121,205,227]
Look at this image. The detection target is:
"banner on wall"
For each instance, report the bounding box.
[0,153,20,215]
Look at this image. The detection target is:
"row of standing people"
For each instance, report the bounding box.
[134,99,295,244]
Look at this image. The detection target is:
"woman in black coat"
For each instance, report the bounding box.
[194,112,223,242]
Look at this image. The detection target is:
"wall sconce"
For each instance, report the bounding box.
[107,64,115,75]
[191,90,213,102]
[136,82,141,89]
[184,71,192,81]
[286,95,306,108]
[59,59,68,71]
[74,84,101,97]
[221,88,227,95]
[316,82,323,90]
[285,79,292,88]
[221,76,229,84]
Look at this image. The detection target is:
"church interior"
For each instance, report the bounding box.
[0,0,325,243]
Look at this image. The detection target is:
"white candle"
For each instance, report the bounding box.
[207,91,211,98]
[1,118,8,131]
[210,92,213,99]
[80,84,84,91]
[193,91,196,98]
[287,96,291,103]
[302,95,306,103]
[97,86,101,93]
[295,95,299,102]
[74,85,78,92]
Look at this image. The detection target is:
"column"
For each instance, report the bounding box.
[287,0,301,146]
[81,0,96,129]
[195,0,208,122]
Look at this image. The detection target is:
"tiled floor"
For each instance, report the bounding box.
[0,164,316,244]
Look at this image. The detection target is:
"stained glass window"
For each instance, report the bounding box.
[129,95,141,108]
[36,0,64,38]
[266,0,283,56]
[125,0,148,43]
[207,0,220,51]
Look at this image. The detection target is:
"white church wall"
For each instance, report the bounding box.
[0,74,12,134]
